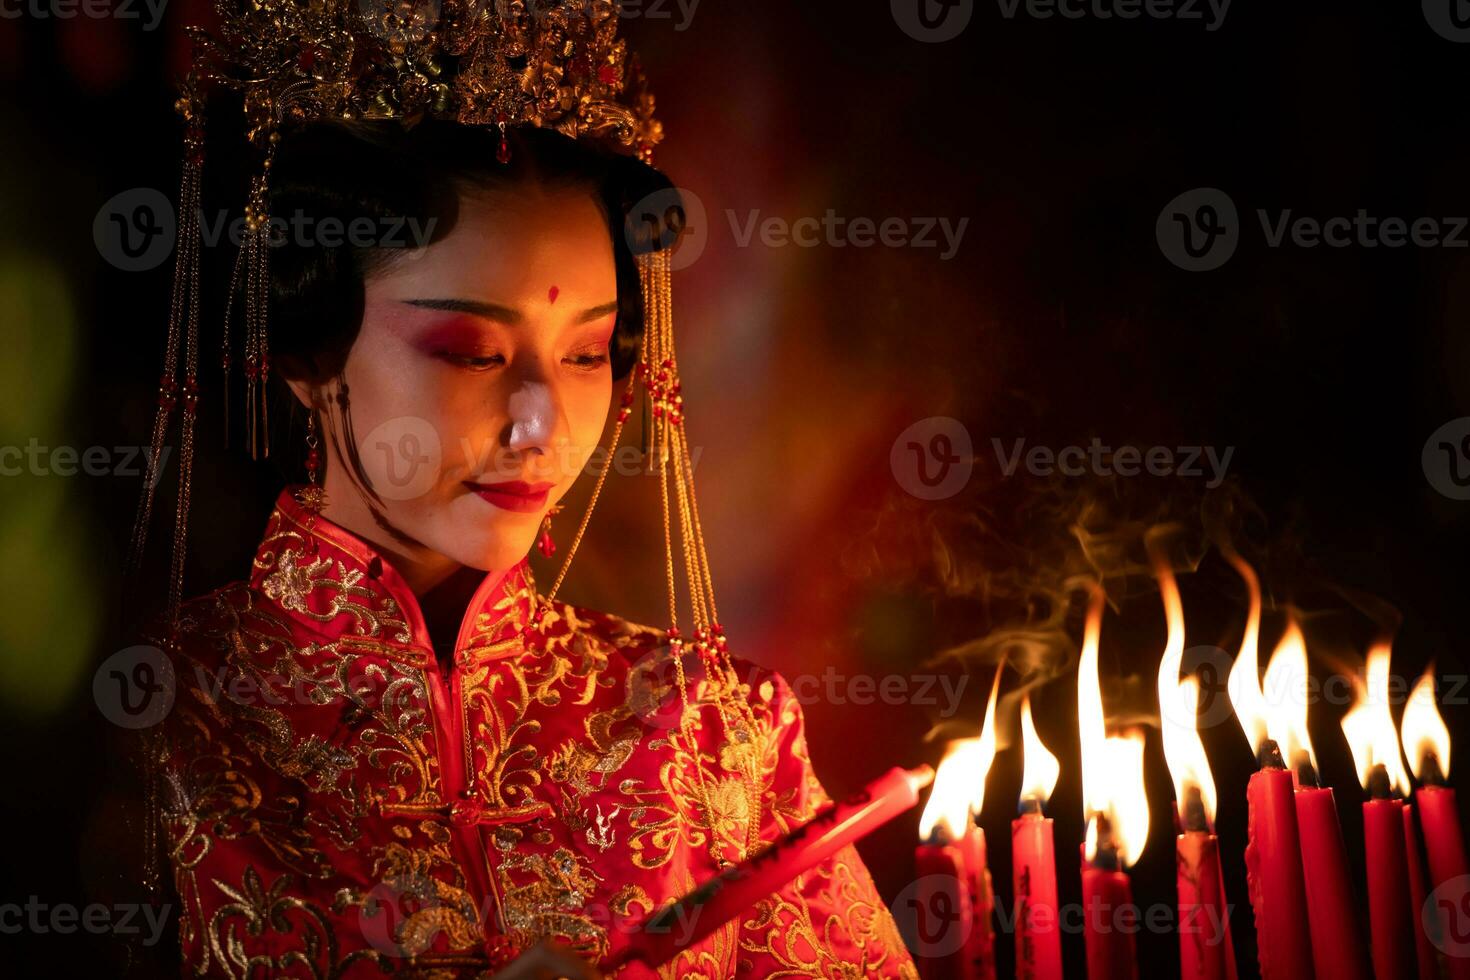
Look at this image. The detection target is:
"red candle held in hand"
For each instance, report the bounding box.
[613,765,933,969]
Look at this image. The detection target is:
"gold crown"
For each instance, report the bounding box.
[181,0,664,160]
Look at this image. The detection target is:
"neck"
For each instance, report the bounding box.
[318,475,463,595]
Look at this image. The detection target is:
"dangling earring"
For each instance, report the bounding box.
[295,409,328,549]
[537,503,564,558]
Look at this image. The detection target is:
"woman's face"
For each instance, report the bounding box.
[306,184,619,577]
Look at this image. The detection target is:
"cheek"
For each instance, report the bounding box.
[565,375,614,452]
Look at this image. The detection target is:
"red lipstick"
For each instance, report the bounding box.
[464,480,554,513]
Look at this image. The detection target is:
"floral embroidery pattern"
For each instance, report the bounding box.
[145,488,916,977]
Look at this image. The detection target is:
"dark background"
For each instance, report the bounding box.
[3,0,1470,975]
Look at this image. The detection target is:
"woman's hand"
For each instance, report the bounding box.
[488,940,605,980]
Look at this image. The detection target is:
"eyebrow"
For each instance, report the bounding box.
[403,298,619,325]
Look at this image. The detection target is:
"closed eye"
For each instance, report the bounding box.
[439,351,505,370]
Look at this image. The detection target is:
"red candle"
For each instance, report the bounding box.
[915,837,979,980]
[1400,667,1464,979]
[956,823,997,980]
[612,765,933,968]
[1177,826,1237,980]
[1243,748,1315,979]
[1012,808,1061,980]
[1418,778,1470,980]
[1362,790,1415,980]
[1080,832,1138,980]
[1295,782,1371,980]
[1404,802,1439,980]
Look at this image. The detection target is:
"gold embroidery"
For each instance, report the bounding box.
[334,819,484,958]
[497,844,609,959]
[208,866,387,979]
[737,843,919,979]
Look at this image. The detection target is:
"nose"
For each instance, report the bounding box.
[504,378,570,467]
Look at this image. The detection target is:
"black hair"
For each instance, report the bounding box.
[265,119,679,388]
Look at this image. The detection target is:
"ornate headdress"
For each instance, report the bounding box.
[129,0,769,869]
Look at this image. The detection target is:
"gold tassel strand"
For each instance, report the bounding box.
[641,250,769,858]
[126,92,204,587]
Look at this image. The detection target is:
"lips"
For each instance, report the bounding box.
[464,480,554,514]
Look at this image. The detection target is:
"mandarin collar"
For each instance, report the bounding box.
[250,486,538,662]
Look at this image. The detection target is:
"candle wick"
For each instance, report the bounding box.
[1422,751,1446,788]
[1181,784,1209,833]
[1295,756,1320,789]
[1257,738,1286,772]
[1090,813,1121,871]
[1017,795,1044,817]
[1367,763,1395,800]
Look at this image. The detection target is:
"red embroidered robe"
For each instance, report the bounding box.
[144,487,917,978]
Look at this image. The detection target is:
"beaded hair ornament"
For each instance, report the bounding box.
[128,0,769,873]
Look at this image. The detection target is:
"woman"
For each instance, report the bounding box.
[127,4,919,978]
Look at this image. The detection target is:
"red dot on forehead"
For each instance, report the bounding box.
[547,285,560,305]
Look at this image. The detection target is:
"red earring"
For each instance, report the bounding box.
[537,503,564,558]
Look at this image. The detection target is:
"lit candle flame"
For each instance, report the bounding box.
[1077,582,1149,867]
[1339,642,1412,796]
[919,667,1003,842]
[1078,584,1108,819]
[1152,549,1218,826]
[1020,693,1060,806]
[1400,665,1450,784]
[1084,730,1150,868]
[1224,549,1270,755]
[1261,618,1316,774]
